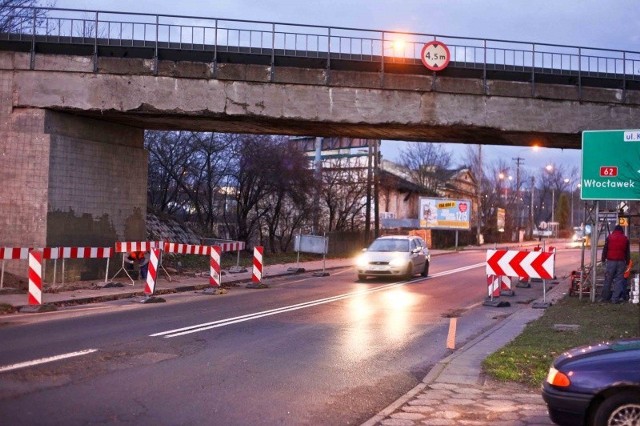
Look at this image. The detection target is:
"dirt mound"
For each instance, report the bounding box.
[0,272,28,292]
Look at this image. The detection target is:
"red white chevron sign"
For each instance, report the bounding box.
[485,249,555,279]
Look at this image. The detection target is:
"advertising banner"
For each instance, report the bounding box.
[419,198,472,230]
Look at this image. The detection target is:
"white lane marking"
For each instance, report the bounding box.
[152,262,485,338]
[0,349,98,373]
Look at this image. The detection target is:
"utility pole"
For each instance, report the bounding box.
[373,139,380,238]
[313,137,323,234]
[364,139,373,245]
[513,156,524,236]
[476,145,482,245]
[529,176,535,239]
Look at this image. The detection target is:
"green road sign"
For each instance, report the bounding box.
[581,130,640,201]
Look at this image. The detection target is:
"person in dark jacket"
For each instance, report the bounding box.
[600,225,630,303]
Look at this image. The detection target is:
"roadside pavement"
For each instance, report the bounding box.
[0,242,567,425]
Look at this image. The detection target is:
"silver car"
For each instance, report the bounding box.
[355,235,430,280]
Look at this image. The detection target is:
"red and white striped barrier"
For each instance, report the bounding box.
[499,275,514,296]
[164,243,211,255]
[164,242,245,255]
[115,241,155,253]
[28,250,43,305]
[210,246,222,287]
[60,247,113,284]
[0,247,61,289]
[219,241,245,252]
[1,247,32,288]
[144,248,160,296]
[252,246,264,283]
[0,247,31,260]
[0,247,60,260]
[61,247,112,258]
[487,274,501,299]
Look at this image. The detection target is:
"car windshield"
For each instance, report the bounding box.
[368,239,410,252]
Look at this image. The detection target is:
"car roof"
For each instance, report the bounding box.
[376,235,416,240]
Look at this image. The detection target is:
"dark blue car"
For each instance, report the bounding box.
[542,338,640,425]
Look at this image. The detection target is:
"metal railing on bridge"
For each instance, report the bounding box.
[1,5,639,89]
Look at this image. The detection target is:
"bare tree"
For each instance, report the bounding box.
[146,131,197,217]
[228,134,313,245]
[399,142,452,192]
[258,137,315,253]
[0,0,53,33]
[320,158,368,232]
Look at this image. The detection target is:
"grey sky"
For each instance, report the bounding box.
[47,0,640,174]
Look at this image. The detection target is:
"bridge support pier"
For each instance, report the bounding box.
[1,73,146,277]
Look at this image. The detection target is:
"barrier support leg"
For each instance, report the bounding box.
[110,253,135,286]
[532,278,551,309]
[62,259,65,285]
[312,251,330,277]
[104,258,110,284]
[53,259,57,286]
[288,247,305,274]
[158,251,172,282]
[0,260,4,288]
[229,249,248,273]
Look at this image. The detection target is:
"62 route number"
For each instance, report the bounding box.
[600,166,618,177]
[420,41,451,71]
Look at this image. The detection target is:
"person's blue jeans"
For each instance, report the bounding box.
[602,260,626,302]
[140,263,148,280]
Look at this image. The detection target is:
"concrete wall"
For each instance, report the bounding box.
[45,111,147,247]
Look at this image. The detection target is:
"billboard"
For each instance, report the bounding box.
[419,198,472,230]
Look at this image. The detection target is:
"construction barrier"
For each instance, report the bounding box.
[1,247,31,288]
[163,243,211,255]
[60,247,113,284]
[1,247,60,288]
[252,246,264,284]
[486,247,556,309]
[210,246,222,287]
[164,241,245,284]
[487,275,501,298]
[144,248,160,296]
[28,250,43,305]
[500,275,515,296]
[200,239,247,273]
[1,240,245,291]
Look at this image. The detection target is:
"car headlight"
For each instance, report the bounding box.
[355,255,369,268]
[546,367,571,387]
[389,257,408,268]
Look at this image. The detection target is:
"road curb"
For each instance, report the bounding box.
[5,264,352,310]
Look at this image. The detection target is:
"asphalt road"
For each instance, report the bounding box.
[0,248,582,425]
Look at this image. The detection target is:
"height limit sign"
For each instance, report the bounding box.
[420,41,451,71]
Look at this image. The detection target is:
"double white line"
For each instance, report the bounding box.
[151,262,485,338]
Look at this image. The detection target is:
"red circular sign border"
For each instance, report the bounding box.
[420,41,451,72]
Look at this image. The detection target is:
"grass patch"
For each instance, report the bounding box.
[483,297,640,387]
[0,303,16,314]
